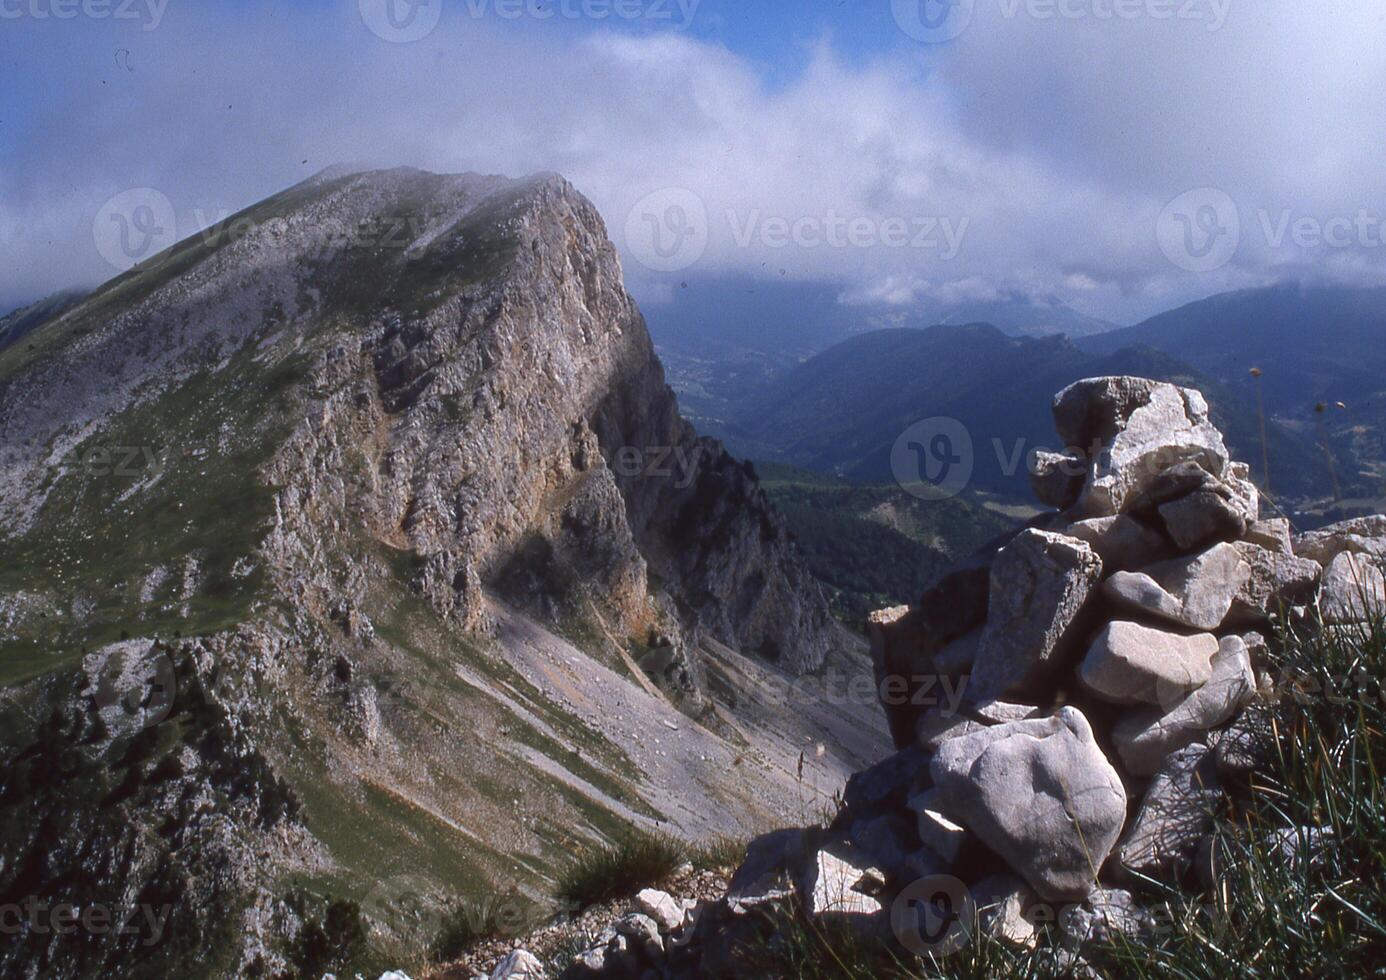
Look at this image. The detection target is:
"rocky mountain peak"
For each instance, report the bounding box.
[0,169,875,977]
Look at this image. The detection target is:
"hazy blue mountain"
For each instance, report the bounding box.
[643,275,1118,431]
[720,323,1329,504]
[1080,283,1386,508]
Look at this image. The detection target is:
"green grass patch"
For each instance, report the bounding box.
[555,831,690,912]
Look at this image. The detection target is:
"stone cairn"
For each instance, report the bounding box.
[553,376,1386,979]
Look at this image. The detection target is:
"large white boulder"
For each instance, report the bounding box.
[930,708,1126,901]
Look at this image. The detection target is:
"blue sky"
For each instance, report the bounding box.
[3,0,1385,322]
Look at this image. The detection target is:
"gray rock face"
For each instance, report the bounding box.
[1151,462,1260,551]
[930,708,1127,901]
[1294,515,1386,565]
[971,530,1103,699]
[636,889,685,934]
[726,829,810,909]
[794,845,886,918]
[1079,621,1218,707]
[1112,636,1256,776]
[1030,449,1088,510]
[1052,376,1166,450]
[1226,542,1322,626]
[847,813,919,883]
[1066,515,1170,572]
[1320,552,1386,624]
[1118,744,1221,877]
[1243,518,1294,555]
[1053,379,1230,518]
[932,627,982,678]
[906,790,968,865]
[841,745,930,817]
[491,949,545,979]
[1057,888,1151,949]
[972,875,1038,947]
[1102,543,1250,630]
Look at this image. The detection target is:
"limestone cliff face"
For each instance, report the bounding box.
[0,167,833,673]
[0,168,867,977]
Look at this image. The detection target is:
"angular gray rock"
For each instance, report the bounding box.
[1225,541,1321,627]
[1057,888,1150,949]
[1294,515,1386,565]
[1078,621,1218,707]
[1112,636,1256,776]
[1319,552,1386,624]
[726,829,809,909]
[915,700,1041,752]
[1243,518,1294,555]
[906,790,968,865]
[1053,379,1230,518]
[841,746,930,817]
[1127,458,1259,547]
[1118,744,1220,878]
[636,889,684,934]
[614,912,664,959]
[794,845,886,918]
[490,949,545,979]
[1155,462,1259,551]
[972,874,1038,947]
[847,813,919,882]
[1052,376,1166,450]
[1066,515,1169,572]
[932,627,981,678]
[1101,542,1251,630]
[1030,449,1088,510]
[971,530,1103,699]
[930,708,1126,901]
[916,710,986,752]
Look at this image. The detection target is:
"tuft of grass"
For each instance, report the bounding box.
[1091,608,1386,979]
[555,831,690,912]
[690,835,750,873]
[430,892,539,964]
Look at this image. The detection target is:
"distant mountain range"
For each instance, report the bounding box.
[643,275,1118,435]
[716,323,1334,505]
[641,277,1385,513]
[1081,283,1386,508]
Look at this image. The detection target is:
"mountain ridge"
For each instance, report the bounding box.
[0,167,887,976]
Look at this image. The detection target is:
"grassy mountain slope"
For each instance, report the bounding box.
[0,168,888,977]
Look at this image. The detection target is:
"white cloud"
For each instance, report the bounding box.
[2,1,1384,324]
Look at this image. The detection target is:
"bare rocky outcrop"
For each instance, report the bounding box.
[0,169,871,977]
[558,376,1386,978]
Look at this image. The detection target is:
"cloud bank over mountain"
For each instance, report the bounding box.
[2,0,1384,321]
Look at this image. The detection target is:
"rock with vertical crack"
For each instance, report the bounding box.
[970,530,1102,700]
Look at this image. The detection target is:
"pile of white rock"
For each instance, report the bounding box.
[560,376,1386,978]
